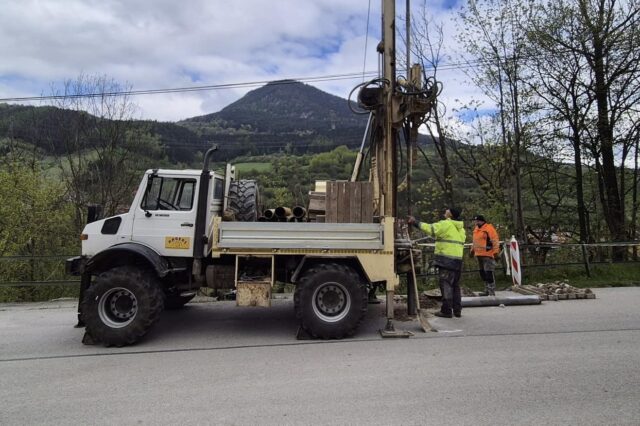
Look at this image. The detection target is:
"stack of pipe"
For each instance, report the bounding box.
[257,206,307,222]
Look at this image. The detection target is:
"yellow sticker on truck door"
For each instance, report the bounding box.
[165,236,191,249]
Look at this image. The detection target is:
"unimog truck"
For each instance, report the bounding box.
[66,149,399,346]
[67,0,436,346]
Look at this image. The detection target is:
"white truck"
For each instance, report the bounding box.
[66,148,399,346]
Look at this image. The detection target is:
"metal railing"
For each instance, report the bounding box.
[0,255,79,287]
[415,241,640,280]
[1,241,639,287]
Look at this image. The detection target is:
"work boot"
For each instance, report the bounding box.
[434,311,452,318]
[453,312,462,318]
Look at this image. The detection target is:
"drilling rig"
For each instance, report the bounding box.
[66,0,438,346]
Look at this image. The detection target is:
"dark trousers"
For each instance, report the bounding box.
[438,267,462,315]
[477,256,496,295]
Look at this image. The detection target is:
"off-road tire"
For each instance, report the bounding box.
[164,292,196,310]
[228,180,259,221]
[82,266,164,347]
[294,263,368,339]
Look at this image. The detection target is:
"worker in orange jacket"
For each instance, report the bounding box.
[470,215,500,296]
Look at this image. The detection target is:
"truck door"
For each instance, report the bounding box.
[131,173,199,257]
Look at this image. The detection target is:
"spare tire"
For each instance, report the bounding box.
[228,180,259,221]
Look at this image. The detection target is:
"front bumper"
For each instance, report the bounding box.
[65,256,87,276]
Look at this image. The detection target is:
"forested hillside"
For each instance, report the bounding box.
[179,80,368,159]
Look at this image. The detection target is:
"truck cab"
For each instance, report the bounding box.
[80,169,225,258]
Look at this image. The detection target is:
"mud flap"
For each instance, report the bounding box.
[75,273,91,328]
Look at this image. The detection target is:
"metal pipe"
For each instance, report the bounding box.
[263,209,276,220]
[351,112,373,182]
[406,0,410,75]
[292,206,306,219]
[202,145,219,172]
[194,145,218,259]
[461,295,541,307]
[275,206,292,218]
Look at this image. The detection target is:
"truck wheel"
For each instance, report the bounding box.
[164,292,196,310]
[294,263,368,339]
[82,266,164,347]
[228,180,259,221]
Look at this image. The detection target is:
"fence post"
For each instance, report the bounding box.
[581,243,591,277]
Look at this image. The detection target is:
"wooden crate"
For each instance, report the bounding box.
[325,181,373,223]
[237,281,271,307]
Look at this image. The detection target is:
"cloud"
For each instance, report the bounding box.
[0,0,487,122]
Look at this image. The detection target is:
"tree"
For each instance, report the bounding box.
[0,158,76,284]
[47,74,164,229]
[529,0,640,258]
[457,0,535,239]
[408,5,454,206]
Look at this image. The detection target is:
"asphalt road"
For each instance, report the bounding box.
[1,288,639,425]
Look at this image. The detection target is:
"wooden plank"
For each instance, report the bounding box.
[315,215,325,223]
[307,197,326,213]
[325,181,338,223]
[337,181,350,223]
[349,182,361,223]
[360,182,373,223]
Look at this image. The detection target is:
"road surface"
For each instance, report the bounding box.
[1,288,639,425]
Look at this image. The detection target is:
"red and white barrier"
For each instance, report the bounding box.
[509,236,522,286]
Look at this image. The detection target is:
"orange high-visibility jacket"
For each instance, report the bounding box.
[472,223,500,257]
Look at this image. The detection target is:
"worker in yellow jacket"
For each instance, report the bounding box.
[408,208,466,318]
[471,215,500,296]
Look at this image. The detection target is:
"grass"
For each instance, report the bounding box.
[0,285,79,304]
[234,162,272,174]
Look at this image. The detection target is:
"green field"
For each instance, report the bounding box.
[234,162,272,174]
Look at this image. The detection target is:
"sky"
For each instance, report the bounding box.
[0,0,485,122]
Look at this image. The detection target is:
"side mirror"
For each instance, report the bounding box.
[87,204,103,224]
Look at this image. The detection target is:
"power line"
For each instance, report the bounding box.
[0,50,574,104]
[0,71,381,103]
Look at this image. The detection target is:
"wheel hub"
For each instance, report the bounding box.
[98,287,138,328]
[312,282,351,323]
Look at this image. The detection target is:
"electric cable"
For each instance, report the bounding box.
[0,49,582,104]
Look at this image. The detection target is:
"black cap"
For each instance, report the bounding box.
[473,214,486,222]
[448,207,461,220]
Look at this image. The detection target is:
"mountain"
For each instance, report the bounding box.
[1,81,370,162]
[178,80,369,158]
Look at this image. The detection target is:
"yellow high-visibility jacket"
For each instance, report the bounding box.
[416,218,466,270]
